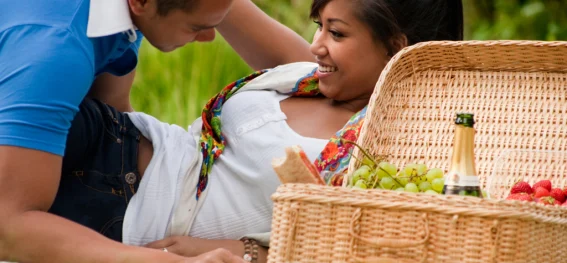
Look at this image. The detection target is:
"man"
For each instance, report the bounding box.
[0,0,313,262]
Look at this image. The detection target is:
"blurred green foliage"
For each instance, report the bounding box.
[131,0,567,128]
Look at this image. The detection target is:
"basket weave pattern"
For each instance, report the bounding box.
[269,41,567,263]
[270,184,567,263]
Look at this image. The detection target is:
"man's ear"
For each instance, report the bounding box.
[389,34,408,56]
[128,0,155,16]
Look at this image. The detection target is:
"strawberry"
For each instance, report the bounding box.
[550,188,566,203]
[506,193,533,202]
[537,196,556,206]
[510,181,533,194]
[532,180,552,192]
[533,187,551,198]
[562,187,567,198]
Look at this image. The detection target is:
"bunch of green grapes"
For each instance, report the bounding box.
[347,157,445,194]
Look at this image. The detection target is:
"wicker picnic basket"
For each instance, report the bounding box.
[268,41,567,263]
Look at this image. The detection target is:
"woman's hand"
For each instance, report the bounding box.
[145,236,268,263]
[145,236,215,257]
[183,248,247,263]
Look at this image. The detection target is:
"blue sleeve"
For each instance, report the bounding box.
[0,25,95,156]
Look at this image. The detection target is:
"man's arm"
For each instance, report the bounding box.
[0,26,242,263]
[88,71,137,112]
[217,0,315,70]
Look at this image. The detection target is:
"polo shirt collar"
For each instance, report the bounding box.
[86,0,137,41]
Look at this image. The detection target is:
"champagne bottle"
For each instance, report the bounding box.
[442,113,482,198]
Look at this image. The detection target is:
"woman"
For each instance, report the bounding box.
[52,0,464,262]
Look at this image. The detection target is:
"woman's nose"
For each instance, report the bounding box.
[309,30,327,57]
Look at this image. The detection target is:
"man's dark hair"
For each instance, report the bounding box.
[156,0,198,16]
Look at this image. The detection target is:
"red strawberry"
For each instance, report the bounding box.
[506,193,533,202]
[510,181,533,194]
[550,188,566,203]
[532,180,552,192]
[562,187,567,197]
[537,196,556,206]
[533,187,551,198]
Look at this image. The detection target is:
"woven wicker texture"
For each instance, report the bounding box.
[351,40,567,190]
[269,41,567,263]
[270,184,567,263]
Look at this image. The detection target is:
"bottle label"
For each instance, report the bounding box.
[444,172,480,187]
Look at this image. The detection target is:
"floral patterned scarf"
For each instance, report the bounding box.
[196,67,365,199]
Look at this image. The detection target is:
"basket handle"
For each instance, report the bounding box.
[349,209,430,263]
[350,209,430,248]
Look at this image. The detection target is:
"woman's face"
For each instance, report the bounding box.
[310,0,390,103]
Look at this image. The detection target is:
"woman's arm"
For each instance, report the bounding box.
[88,71,136,112]
[217,0,315,70]
[146,236,269,263]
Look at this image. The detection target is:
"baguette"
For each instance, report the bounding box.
[272,145,325,185]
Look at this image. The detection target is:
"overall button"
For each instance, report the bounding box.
[125,172,137,184]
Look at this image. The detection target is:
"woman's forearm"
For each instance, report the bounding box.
[217,0,314,71]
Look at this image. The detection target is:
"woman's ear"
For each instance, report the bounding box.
[389,34,408,56]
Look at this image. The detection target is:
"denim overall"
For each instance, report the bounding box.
[49,99,142,242]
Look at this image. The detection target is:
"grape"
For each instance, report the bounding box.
[354,180,368,189]
[426,168,444,182]
[412,174,427,185]
[362,156,376,168]
[350,174,360,186]
[395,187,406,192]
[431,178,445,193]
[424,190,438,195]
[418,181,432,192]
[393,175,409,187]
[405,183,419,193]
[353,166,372,181]
[402,164,418,177]
[379,177,397,190]
[416,163,428,175]
[376,162,397,180]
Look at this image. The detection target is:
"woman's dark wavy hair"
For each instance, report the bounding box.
[310,0,464,55]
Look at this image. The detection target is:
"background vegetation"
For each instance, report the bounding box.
[131,0,567,128]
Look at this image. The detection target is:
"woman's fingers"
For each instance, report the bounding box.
[190,248,246,263]
[144,237,178,250]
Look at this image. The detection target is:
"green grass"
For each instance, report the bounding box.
[131,0,567,128]
[132,37,252,127]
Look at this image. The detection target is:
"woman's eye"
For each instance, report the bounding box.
[330,30,344,38]
[313,20,322,29]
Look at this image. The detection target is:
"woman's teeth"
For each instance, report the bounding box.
[319,66,337,73]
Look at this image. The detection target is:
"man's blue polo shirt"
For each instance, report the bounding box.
[0,0,143,156]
